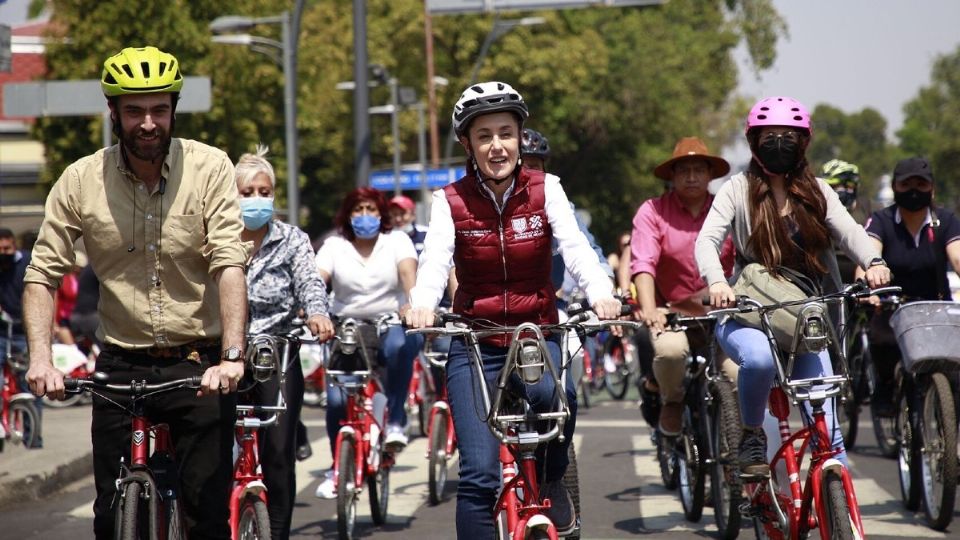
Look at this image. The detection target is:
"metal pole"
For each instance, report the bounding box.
[390,78,401,197]
[352,0,371,187]
[102,110,111,148]
[416,103,429,216]
[424,8,440,168]
[281,11,299,227]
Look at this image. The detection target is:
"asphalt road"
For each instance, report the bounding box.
[1,388,956,539]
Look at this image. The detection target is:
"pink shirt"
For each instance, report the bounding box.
[631,191,734,305]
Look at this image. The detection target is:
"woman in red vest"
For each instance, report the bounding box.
[405,82,620,539]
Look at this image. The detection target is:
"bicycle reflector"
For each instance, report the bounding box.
[516,338,545,384]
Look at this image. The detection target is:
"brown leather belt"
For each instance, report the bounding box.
[104,338,221,360]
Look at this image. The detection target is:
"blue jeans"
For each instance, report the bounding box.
[716,319,845,462]
[447,337,576,540]
[325,324,423,455]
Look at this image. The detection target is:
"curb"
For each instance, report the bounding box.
[0,451,93,508]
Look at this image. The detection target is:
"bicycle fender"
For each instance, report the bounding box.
[10,392,37,404]
[431,401,450,412]
[820,457,845,476]
[242,480,267,497]
[520,514,557,539]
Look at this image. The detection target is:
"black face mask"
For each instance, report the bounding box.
[894,188,932,211]
[756,135,801,174]
[0,253,14,269]
[836,189,857,208]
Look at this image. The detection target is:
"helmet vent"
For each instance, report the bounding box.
[158,62,167,76]
[121,64,134,78]
[756,114,767,120]
[470,84,484,93]
[793,115,803,121]
[759,106,769,111]
[140,62,150,78]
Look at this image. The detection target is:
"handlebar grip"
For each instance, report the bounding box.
[619,304,634,316]
[188,375,203,388]
[63,377,80,391]
[701,296,711,306]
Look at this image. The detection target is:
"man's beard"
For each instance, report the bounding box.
[121,126,171,162]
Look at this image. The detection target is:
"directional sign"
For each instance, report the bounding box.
[370,167,466,191]
[426,0,664,14]
[3,76,211,118]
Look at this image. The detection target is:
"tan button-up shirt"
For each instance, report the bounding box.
[25,138,250,348]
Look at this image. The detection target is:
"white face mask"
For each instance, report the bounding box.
[400,222,414,234]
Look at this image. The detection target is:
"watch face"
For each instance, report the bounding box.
[223,347,242,360]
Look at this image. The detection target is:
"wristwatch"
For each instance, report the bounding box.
[221,346,243,362]
[867,257,887,268]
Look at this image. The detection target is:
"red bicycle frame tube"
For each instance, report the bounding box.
[229,422,267,536]
[494,443,559,540]
[334,378,386,490]
[130,416,151,467]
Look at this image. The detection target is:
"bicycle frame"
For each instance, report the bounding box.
[424,342,456,461]
[1,312,35,445]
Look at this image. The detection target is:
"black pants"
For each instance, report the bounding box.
[248,352,304,540]
[91,348,235,540]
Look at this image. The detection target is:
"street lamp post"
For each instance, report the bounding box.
[442,16,544,162]
[210,12,301,227]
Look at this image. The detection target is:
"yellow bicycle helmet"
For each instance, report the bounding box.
[101,46,183,97]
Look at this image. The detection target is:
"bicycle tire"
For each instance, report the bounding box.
[368,453,390,525]
[837,382,859,451]
[562,443,581,540]
[657,432,679,490]
[678,392,705,522]
[871,361,898,459]
[822,471,856,540]
[428,409,449,505]
[9,400,40,449]
[919,372,957,531]
[525,529,551,539]
[164,494,187,540]
[238,494,271,540]
[42,393,83,408]
[602,338,630,400]
[897,387,922,511]
[336,436,358,540]
[416,369,434,438]
[117,481,144,540]
[708,379,742,540]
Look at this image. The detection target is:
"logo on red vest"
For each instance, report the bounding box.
[512,215,545,240]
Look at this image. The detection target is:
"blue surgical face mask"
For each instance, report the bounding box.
[239,197,274,230]
[351,214,381,239]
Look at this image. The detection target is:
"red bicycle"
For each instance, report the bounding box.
[65,373,201,540]
[406,346,437,437]
[1,309,40,452]
[229,333,300,540]
[709,282,900,539]
[328,315,395,540]
[410,308,638,540]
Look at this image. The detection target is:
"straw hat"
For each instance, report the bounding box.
[653,137,730,181]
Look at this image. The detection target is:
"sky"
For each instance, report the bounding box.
[734,0,960,148]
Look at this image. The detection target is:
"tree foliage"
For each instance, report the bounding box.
[806,103,898,213]
[31,0,784,249]
[899,44,960,211]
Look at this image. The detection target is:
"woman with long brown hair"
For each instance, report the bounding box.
[695,96,890,479]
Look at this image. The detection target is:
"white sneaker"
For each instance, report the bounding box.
[385,424,408,451]
[314,469,336,499]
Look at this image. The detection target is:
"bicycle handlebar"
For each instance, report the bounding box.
[64,375,203,395]
[706,283,903,318]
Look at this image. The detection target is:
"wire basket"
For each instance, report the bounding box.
[889,301,960,374]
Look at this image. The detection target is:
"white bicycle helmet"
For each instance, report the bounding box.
[452,81,528,137]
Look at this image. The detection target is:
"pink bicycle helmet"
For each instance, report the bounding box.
[745,96,812,134]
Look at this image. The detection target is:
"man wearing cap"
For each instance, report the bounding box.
[856,157,960,415]
[389,195,429,255]
[630,137,735,436]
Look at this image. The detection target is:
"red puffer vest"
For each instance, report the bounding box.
[444,167,557,347]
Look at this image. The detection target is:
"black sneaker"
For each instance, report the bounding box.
[541,479,576,535]
[296,440,313,462]
[638,377,662,429]
[738,426,769,480]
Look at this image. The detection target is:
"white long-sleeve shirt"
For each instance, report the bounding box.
[410,173,614,309]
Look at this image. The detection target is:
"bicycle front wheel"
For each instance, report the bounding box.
[336,436,358,540]
[656,432,679,490]
[428,409,450,505]
[116,481,144,540]
[821,471,857,540]
[9,400,40,449]
[562,443,581,540]
[708,379,742,539]
[602,337,630,400]
[919,372,957,531]
[678,394,705,522]
[897,387,922,511]
[368,456,391,525]
[238,494,271,540]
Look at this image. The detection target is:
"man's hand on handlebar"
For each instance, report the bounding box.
[592,297,622,320]
[641,305,667,336]
[199,361,244,397]
[26,361,65,400]
[864,264,891,290]
[307,314,335,343]
[404,306,436,329]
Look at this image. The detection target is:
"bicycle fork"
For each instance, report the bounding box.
[496,443,559,540]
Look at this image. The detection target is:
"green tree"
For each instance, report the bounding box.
[806,103,897,210]
[899,44,960,211]
[30,0,784,249]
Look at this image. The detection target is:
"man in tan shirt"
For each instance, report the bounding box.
[23,46,248,539]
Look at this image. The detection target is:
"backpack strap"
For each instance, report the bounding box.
[930,209,949,300]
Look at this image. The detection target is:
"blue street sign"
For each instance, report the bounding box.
[370,167,466,191]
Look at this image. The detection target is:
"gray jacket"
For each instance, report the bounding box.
[695,172,879,294]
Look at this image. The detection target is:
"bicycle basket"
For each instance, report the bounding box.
[890,301,960,373]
